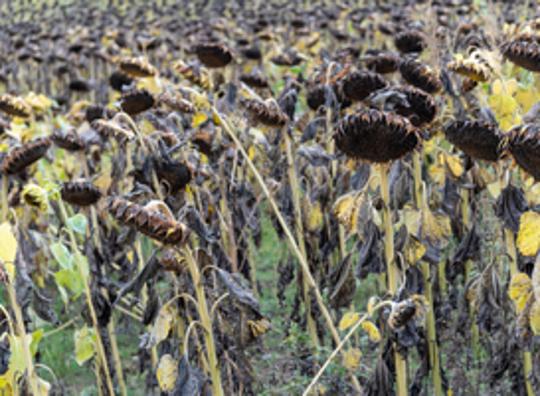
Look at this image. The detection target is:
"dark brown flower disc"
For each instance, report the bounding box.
[393,86,437,126]
[394,29,426,53]
[0,94,31,118]
[119,57,157,78]
[507,124,540,180]
[341,70,388,101]
[61,181,101,206]
[240,44,262,61]
[241,98,288,127]
[501,38,540,72]
[1,137,51,174]
[106,197,189,245]
[68,79,91,92]
[399,58,442,94]
[270,51,303,66]
[444,120,502,161]
[85,105,111,123]
[109,71,134,92]
[365,51,400,74]
[239,71,269,89]
[306,84,328,111]
[51,129,85,151]
[334,109,420,163]
[120,89,155,115]
[193,43,233,68]
[155,160,192,194]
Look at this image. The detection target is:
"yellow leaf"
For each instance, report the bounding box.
[427,163,445,186]
[137,76,162,96]
[156,354,178,392]
[366,297,379,315]
[444,154,464,178]
[508,273,532,313]
[421,209,451,246]
[248,146,256,161]
[492,79,503,96]
[342,348,362,370]
[403,206,421,235]
[361,320,381,342]
[333,192,363,234]
[405,236,426,265]
[517,211,540,256]
[192,112,208,128]
[0,223,17,265]
[339,312,360,331]
[152,305,176,344]
[24,92,53,113]
[525,183,540,206]
[306,201,324,232]
[487,180,502,199]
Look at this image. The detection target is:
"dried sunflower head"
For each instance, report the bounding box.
[109,71,134,92]
[120,89,155,115]
[119,56,157,78]
[388,295,427,330]
[239,71,269,89]
[341,70,388,102]
[364,51,400,74]
[393,86,437,126]
[51,129,86,151]
[501,35,540,72]
[173,60,211,90]
[400,58,442,94]
[447,50,494,82]
[507,124,540,180]
[193,42,233,68]
[106,197,190,245]
[394,29,426,54]
[240,98,288,127]
[444,120,502,162]
[1,137,51,175]
[158,93,195,114]
[334,109,420,163]
[0,94,31,118]
[61,181,102,206]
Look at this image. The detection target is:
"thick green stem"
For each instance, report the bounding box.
[379,164,407,396]
[183,247,223,396]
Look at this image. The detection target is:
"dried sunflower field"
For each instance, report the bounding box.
[1,0,540,395]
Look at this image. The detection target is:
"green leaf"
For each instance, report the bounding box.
[30,329,44,356]
[74,252,89,280]
[50,242,73,270]
[66,214,87,235]
[54,268,84,297]
[74,326,96,366]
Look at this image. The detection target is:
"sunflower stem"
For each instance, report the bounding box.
[58,199,116,396]
[413,152,443,396]
[182,247,224,396]
[379,163,407,396]
[216,110,362,393]
[284,130,320,349]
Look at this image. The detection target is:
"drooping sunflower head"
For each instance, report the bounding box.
[444,119,503,162]
[507,124,540,180]
[334,108,420,163]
